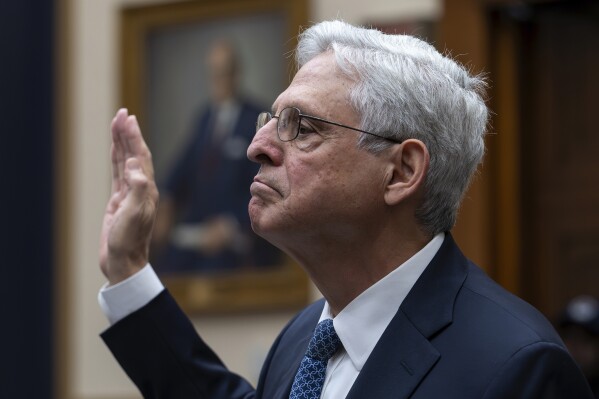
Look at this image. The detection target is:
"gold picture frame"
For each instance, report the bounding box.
[120,0,310,314]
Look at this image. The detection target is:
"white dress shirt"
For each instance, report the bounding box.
[98,264,163,325]
[98,233,445,398]
[318,233,444,398]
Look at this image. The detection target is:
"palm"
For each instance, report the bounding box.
[99,109,158,284]
[99,183,127,277]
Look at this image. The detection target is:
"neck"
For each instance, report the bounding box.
[285,222,432,316]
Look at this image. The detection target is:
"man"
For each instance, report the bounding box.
[98,20,593,398]
[151,40,280,273]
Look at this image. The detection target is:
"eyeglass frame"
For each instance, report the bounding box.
[256,106,402,143]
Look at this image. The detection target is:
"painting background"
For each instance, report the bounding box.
[145,13,287,181]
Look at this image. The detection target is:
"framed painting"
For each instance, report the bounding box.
[120,0,310,314]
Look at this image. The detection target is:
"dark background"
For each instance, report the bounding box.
[0,0,55,397]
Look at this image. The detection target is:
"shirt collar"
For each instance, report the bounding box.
[319,232,445,371]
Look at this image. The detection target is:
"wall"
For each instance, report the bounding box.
[63,0,441,397]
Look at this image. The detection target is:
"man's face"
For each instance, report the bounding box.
[247,53,389,255]
[207,42,237,102]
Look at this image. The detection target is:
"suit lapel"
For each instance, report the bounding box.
[260,300,324,399]
[346,310,440,399]
[346,234,469,399]
[270,332,311,399]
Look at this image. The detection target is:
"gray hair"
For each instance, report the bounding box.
[295,20,489,235]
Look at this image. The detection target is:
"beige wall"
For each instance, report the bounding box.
[64,0,440,397]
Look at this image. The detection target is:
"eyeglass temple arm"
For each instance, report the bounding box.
[301,114,402,143]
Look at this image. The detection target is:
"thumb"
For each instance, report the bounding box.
[127,157,141,171]
[124,157,149,200]
[122,156,158,243]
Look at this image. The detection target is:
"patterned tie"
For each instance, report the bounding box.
[289,319,341,399]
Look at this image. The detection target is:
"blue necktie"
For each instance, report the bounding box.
[289,319,341,399]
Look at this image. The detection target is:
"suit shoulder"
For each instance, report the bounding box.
[459,262,564,347]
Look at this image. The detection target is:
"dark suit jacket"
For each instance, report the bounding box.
[155,100,280,272]
[102,235,593,398]
[163,100,260,225]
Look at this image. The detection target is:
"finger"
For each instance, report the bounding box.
[124,157,158,205]
[110,143,120,194]
[123,157,158,235]
[111,109,129,193]
[111,108,129,142]
[123,115,155,180]
[116,118,129,186]
[124,157,146,199]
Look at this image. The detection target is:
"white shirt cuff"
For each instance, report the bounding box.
[98,263,164,325]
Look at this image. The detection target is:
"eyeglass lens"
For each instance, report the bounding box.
[256,108,301,142]
[278,108,298,141]
[256,112,271,133]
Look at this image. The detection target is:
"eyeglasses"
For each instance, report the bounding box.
[256,107,402,143]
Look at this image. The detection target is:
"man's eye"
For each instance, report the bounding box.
[298,123,315,135]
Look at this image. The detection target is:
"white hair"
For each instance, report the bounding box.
[296,20,489,235]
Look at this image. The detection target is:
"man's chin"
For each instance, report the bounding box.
[248,196,273,220]
[249,210,276,240]
[249,203,268,234]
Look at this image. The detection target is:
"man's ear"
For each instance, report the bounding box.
[384,139,429,206]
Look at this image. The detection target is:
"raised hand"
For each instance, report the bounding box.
[99,109,159,285]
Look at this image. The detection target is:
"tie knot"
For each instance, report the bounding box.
[306,319,341,361]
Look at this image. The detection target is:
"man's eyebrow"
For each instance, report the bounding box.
[271,104,310,116]
[270,103,321,118]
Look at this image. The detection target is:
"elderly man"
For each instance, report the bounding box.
[98,21,592,398]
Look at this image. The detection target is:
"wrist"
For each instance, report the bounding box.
[106,257,147,286]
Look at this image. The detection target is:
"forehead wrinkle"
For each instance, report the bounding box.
[271,91,322,118]
[278,84,351,120]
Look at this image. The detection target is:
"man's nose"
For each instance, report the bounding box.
[247,119,283,166]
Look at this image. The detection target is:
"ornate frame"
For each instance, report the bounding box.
[120,0,310,314]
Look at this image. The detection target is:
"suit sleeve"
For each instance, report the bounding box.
[482,341,594,399]
[101,290,255,399]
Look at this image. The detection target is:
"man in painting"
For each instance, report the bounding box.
[98,20,593,398]
[151,39,279,273]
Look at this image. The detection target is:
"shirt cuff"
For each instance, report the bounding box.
[98,263,164,325]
